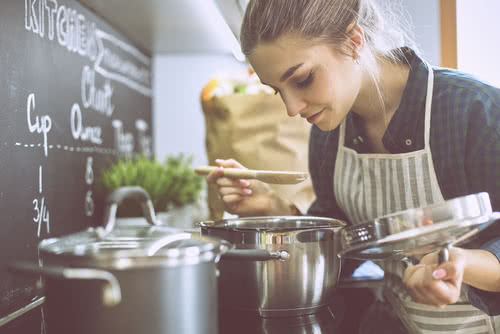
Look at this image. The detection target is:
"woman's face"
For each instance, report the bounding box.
[248,35,362,131]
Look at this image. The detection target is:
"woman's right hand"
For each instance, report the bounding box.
[206,159,291,217]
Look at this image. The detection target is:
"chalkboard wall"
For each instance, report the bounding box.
[0,0,152,331]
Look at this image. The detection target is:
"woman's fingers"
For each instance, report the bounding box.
[207,165,253,204]
[198,158,275,216]
[216,177,252,198]
[403,259,464,307]
[428,264,462,305]
[207,159,251,185]
[219,186,252,198]
[221,194,244,204]
[404,265,447,307]
[216,177,249,188]
[215,158,247,169]
[433,263,459,282]
[206,166,224,184]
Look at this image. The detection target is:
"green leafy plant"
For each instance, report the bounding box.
[100,154,203,216]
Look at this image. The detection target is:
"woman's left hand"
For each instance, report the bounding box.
[402,247,466,307]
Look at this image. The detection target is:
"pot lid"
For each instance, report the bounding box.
[199,216,346,232]
[39,187,230,269]
[338,192,500,260]
[39,224,229,268]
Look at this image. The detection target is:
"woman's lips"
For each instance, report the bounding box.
[306,108,325,124]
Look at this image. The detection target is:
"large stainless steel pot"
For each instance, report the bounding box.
[200,216,346,317]
[11,187,230,334]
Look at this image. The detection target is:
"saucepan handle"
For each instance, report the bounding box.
[9,262,122,307]
[400,246,449,268]
[222,249,289,261]
[437,211,500,265]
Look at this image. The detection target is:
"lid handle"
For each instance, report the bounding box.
[146,232,192,256]
[101,186,158,237]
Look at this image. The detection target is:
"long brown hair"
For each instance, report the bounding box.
[240,0,417,79]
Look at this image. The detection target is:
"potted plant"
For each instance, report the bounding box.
[100,154,207,230]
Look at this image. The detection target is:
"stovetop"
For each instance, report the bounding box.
[217,260,384,334]
[218,296,345,334]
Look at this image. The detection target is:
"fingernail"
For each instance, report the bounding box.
[215,159,223,163]
[243,188,252,195]
[240,180,249,187]
[432,269,446,279]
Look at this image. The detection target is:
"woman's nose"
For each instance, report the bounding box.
[281,92,307,118]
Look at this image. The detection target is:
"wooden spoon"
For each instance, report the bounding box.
[194,166,308,185]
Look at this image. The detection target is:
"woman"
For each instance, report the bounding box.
[206,0,500,333]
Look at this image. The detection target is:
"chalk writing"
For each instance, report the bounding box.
[81,65,114,117]
[112,119,134,156]
[15,141,120,155]
[135,119,152,157]
[33,166,50,237]
[84,156,94,216]
[84,190,94,217]
[70,103,103,144]
[94,29,151,96]
[25,0,98,60]
[24,0,151,96]
[85,156,94,184]
[26,93,52,157]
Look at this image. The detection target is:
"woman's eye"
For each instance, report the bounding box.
[296,71,314,88]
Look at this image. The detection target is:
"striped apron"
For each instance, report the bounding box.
[333,63,500,334]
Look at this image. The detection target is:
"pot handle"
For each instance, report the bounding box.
[9,262,122,307]
[101,186,158,237]
[222,249,289,261]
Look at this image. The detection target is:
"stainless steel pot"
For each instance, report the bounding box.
[11,186,230,334]
[200,216,346,317]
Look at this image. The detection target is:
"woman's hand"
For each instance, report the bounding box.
[205,159,292,217]
[402,247,466,307]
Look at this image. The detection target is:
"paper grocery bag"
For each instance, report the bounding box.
[201,93,315,219]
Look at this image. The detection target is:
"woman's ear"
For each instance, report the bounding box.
[345,23,365,61]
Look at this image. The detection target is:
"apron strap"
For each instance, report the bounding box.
[338,119,346,148]
[423,61,434,150]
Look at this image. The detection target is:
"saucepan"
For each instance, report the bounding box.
[200,192,499,317]
[10,186,231,334]
[200,216,347,317]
